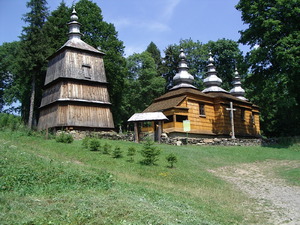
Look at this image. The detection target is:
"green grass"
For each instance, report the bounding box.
[0,130,300,224]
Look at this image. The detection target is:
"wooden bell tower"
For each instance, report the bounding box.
[38,8,114,131]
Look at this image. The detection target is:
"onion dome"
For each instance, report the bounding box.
[202,52,227,93]
[68,7,82,40]
[170,49,197,90]
[230,67,247,101]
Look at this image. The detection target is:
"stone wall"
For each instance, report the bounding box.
[57,130,263,146]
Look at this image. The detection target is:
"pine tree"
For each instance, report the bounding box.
[18,0,49,127]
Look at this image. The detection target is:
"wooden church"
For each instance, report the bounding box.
[142,49,260,138]
[38,8,114,131]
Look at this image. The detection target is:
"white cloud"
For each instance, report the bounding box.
[162,0,181,21]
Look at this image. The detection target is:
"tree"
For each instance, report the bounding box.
[140,138,161,166]
[122,51,165,124]
[18,0,49,128]
[43,1,71,55]
[75,0,127,127]
[146,42,163,74]
[236,0,300,136]
[0,42,20,113]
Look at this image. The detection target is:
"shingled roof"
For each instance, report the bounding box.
[143,87,258,113]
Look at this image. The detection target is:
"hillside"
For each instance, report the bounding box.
[1,130,299,224]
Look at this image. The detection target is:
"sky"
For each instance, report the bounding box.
[0,0,250,56]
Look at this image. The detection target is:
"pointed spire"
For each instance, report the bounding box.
[202,52,227,93]
[170,48,197,90]
[230,67,247,100]
[68,7,82,40]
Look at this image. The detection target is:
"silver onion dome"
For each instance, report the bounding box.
[202,52,227,93]
[170,48,197,90]
[230,67,247,100]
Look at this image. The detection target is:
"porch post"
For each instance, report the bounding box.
[134,122,139,143]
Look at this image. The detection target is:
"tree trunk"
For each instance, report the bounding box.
[28,76,36,129]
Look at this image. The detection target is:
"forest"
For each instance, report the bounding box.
[0,0,299,137]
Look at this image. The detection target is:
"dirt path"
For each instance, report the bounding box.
[209,160,300,225]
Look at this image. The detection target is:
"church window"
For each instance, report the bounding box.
[199,103,205,117]
[176,115,188,122]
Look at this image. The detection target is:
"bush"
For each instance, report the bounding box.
[103,143,112,154]
[127,147,136,162]
[166,153,178,168]
[0,113,23,131]
[140,138,161,165]
[55,132,74,143]
[112,146,123,158]
[89,138,101,151]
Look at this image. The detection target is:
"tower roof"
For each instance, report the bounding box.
[230,67,247,101]
[56,7,104,55]
[202,52,228,93]
[170,49,197,90]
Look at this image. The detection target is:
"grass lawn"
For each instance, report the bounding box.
[0,130,299,224]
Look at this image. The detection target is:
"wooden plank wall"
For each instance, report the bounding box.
[40,81,110,107]
[45,49,106,85]
[38,104,114,129]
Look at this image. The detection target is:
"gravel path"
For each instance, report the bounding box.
[209,160,300,225]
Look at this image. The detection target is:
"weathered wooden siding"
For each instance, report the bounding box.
[45,49,106,85]
[38,103,114,130]
[40,81,110,107]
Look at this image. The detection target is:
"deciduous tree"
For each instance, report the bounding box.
[236,0,300,136]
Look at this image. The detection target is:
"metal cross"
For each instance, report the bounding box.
[226,102,236,139]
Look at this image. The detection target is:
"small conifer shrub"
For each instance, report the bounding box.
[103,143,112,154]
[89,138,101,151]
[166,153,178,168]
[127,147,136,162]
[140,138,161,165]
[55,132,74,143]
[112,146,123,158]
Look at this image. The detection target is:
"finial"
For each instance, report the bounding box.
[68,6,82,40]
[202,52,228,93]
[70,6,78,21]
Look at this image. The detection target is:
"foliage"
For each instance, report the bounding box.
[55,132,74,144]
[166,153,178,168]
[236,0,300,136]
[103,142,112,154]
[122,51,165,125]
[17,0,49,127]
[0,42,20,113]
[88,138,101,151]
[140,138,161,165]
[112,146,123,158]
[0,113,23,131]
[127,146,136,162]
[42,1,71,55]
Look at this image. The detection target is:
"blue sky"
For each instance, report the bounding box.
[0,0,249,56]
